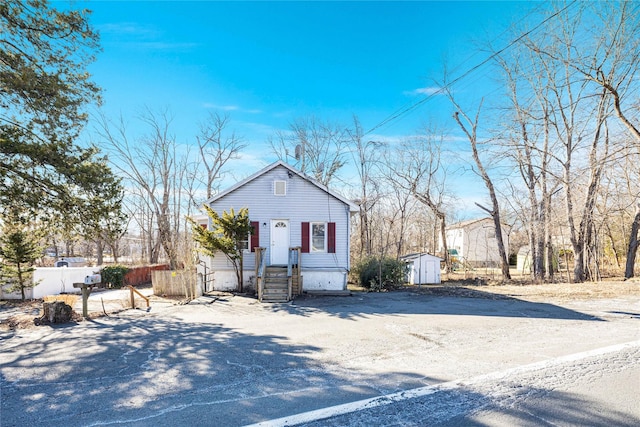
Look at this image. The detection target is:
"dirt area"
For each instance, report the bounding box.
[0,286,161,332]
[2,278,639,333]
[0,300,95,331]
[403,277,640,301]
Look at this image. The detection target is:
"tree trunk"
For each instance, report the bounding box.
[453,110,511,280]
[238,251,244,293]
[42,301,73,323]
[111,241,120,263]
[96,240,104,266]
[438,213,450,273]
[18,265,26,301]
[624,204,640,279]
[544,191,555,282]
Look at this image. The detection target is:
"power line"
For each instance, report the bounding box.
[364,1,578,136]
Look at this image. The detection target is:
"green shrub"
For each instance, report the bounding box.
[101,265,130,288]
[352,256,407,291]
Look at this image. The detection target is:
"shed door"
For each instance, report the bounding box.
[270,220,290,265]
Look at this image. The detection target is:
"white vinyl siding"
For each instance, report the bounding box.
[274,180,286,196]
[444,219,508,266]
[207,165,351,272]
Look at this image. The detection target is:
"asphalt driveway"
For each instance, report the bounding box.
[1,289,638,426]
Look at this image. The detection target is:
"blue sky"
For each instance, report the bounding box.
[77,0,538,210]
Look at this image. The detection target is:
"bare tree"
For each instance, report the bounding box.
[196,112,247,200]
[448,102,511,280]
[346,115,381,258]
[270,116,347,186]
[96,109,188,269]
[494,40,565,282]
[625,203,640,278]
[383,130,453,272]
[388,184,416,259]
[577,2,640,278]
[510,1,640,280]
[567,2,640,146]
[518,3,622,282]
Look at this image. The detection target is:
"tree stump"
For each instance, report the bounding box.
[42,301,73,323]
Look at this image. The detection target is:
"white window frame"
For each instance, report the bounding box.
[239,231,251,252]
[274,180,287,196]
[310,222,326,253]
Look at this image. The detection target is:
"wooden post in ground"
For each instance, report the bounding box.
[82,286,89,318]
[73,282,106,318]
[128,285,150,309]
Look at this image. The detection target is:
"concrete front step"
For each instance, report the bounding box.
[261,298,290,303]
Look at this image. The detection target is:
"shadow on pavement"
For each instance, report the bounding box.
[264,289,604,321]
[0,313,441,427]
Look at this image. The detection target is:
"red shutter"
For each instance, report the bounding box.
[250,221,259,252]
[200,223,208,229]
[328,222,336,253]
[301,222,310,253]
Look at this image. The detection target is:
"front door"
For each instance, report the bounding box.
[270,220,290,265]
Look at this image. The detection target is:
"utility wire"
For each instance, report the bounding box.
[364,0,578,136]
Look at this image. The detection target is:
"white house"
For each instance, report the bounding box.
[196,161,358,295]
[400,252,442,284]
[443,218,510,268]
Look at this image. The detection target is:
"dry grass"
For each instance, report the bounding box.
[352,272,640,301]
[468,278,640,301]
[1,295,81,332]
[43,294,79,306]
[406,275,640,301]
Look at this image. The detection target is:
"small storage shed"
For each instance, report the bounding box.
[401,252,442,285]
[517,246,532,273]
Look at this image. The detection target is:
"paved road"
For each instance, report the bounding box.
[270,343,640,427]
[1,290,638,426]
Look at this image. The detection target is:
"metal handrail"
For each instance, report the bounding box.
[198,258,214,293]
[287,249,294,277]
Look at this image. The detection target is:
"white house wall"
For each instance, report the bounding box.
[201,268,347,292]
[446,219,509,267]
[301,270,346,291]
[205,164,352,291]
[466,222,500,265]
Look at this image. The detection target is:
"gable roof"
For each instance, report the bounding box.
[446,217,512,231]
[399,252,443,262]
[205,160,359,213]
[446,217,492,230]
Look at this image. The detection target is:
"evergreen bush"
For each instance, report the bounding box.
[352,256,407,291]
[101,265,130,288]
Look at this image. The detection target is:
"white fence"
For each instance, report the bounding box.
[0,267,100,300]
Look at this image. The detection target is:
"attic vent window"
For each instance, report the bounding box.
[274,180,286,196]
